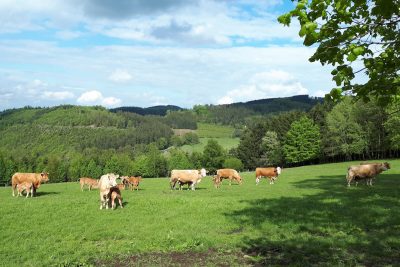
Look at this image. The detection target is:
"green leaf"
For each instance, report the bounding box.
[347,53,357,62]
[352,46,364,56]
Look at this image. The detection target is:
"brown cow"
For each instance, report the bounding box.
[11,172,49,197]
[17,182,33,198]
[255,167,282,185]
[346,162,390,187]
[79,177,99,191]
[215,169,242,187]
[127,176,142,191]
[108,186,123,209]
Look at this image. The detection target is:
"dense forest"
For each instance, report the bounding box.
[0,95,398,183]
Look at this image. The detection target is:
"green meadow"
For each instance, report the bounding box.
[181,123,240,153]
[1,160,399,266]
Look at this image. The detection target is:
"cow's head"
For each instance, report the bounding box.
[382,162,391,171]
[40,172,49,182]
[276,167,282,175]
[237,175,243,185]
[107,173,118,187]
[199,168,207,177]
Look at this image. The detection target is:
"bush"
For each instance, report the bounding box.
[223,157,244,171]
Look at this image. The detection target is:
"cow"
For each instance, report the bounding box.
[214,169,242,187]
[98,173,119,210]
[255,167,282,185]
[108,186,123,209]
[79,177,99,191]
[126,176,142,191]
[170,168,207,191]
[346,162,390,187]
[11,172,49,197]
[212,175,222,188]
[17,182,33,198]
[116,183,125,190]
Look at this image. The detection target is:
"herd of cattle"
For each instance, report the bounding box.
[10,162,391,209]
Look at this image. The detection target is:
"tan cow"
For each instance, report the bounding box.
[215,169,242,187]
[170,168,207,190]
[108,186,123,209]
[255,167,282,185]
[11,172,49,197]
[126,176,142,191]
[17,182,33,198]
[346,162,390,187]
[79,177,99,191]
[98,173,119,210]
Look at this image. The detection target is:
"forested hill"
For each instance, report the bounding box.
[110,105,183,116]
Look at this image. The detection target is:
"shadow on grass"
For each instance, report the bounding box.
[226,174,400,266]
[34,191,60,197]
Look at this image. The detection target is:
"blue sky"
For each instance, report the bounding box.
[0,0,335,110]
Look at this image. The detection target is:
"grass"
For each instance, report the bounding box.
[1,160,399,266]
[181,123,240,153]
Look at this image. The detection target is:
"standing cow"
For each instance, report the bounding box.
[170,168,207,190]
[214,168,242,187]
[98,173,119,210]
[255,167,281,185]
[346,162,390,187]
[11,172,49,197]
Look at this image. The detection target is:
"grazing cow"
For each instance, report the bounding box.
[170,168,207,190]
[11,172,49,197]
[17,182,33,198]
[215,169,242,187]
[79,177,99,191]
[212,175,222,188]
[98,173,119,210]
[116,183,125,190]
[108,186,123,209]
[346,162,390,187]
[255,167,282,185]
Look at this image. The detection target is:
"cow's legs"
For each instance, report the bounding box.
[12,184,17,197]
[118,198,123,208]
[256,177,260,185]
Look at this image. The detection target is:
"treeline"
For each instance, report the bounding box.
[193,95,322,126]
[0,140,241,183]
[233,97,400,169]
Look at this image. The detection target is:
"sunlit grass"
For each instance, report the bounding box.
[1,160,399,266]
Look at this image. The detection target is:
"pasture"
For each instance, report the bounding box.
[181,123,240,153]
[1,160,399,266]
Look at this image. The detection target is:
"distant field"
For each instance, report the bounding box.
[1,160,399,266]
[196,123,235,138]
[181,123,240,153]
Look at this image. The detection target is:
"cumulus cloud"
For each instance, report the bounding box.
[108,69,133,83]
[218,70,308,104]
[77,90,121,107]
[42,91,75,100]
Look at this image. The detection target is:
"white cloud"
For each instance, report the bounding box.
[77,90,103,103]
[42,91,74,100]
[77,90,121,107]
[108,69,133,83]
[218,70,308,104]
[102,97,121,106]
[55,30,83,40]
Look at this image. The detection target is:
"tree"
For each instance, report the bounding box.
[260,131,283,166]
[283,116,321,164]
[167,149,193,171]
[223,157,244,171]
[202,139,225,173]
[279,0,400,105]
[237,122,267,169]
[325,97,367,159]
[384,103,400,150]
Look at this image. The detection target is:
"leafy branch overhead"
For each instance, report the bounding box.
[278,0,400,105]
